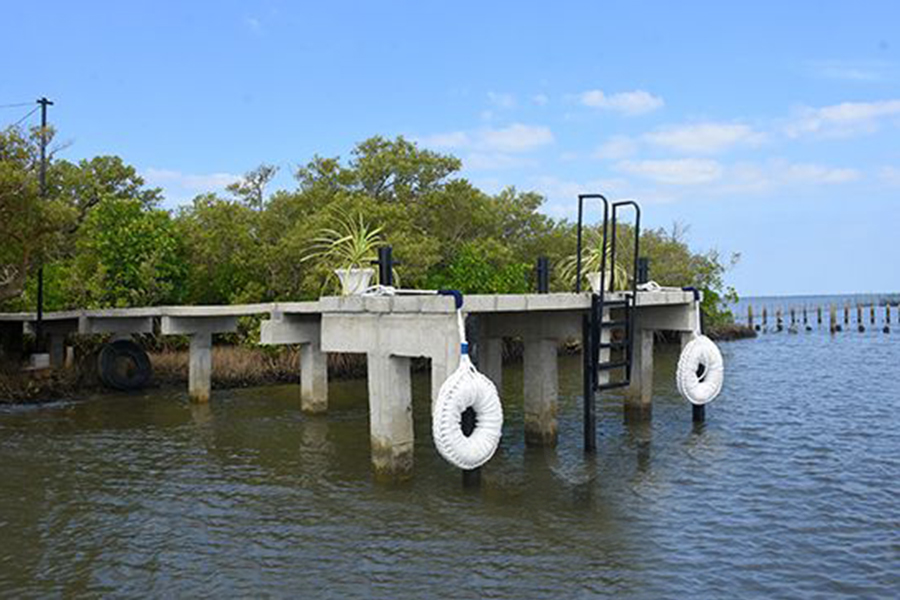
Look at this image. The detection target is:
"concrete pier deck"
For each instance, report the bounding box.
[0,290,699,478]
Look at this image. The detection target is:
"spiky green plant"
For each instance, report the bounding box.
[301,210,385,270]
[558,234,629,291]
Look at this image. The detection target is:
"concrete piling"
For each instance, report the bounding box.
[188,333,212,403]
[625,329,654,421]
[523,338,559,446]
[366,353,414,480]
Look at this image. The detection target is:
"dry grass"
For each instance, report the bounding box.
[150,346,368,388]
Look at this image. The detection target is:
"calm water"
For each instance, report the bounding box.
[1,330,898,598]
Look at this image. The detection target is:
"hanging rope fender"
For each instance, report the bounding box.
[431,291,503,470]
[675,291,725,406]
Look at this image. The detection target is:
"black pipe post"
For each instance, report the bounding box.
[692,403,706,423]
[582,312,596,453]
[536,256,549,293]
[637,257,650,285]
[376,246,393,286]
[34,97,53,352]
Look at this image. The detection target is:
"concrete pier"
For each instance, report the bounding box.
[1,290,700,478]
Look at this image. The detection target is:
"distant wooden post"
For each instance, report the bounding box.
[817,306,822,326]
[762,307,768,327]
[803,306,808,325]
[857,304,863,324]
[776,308,783,331]
[748,304,753,327]
[844,304,850,325]
[870,305,875,325]
[887,304,892,324]
[829,304,837,333]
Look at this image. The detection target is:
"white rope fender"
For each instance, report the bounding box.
[675,297,725,405]
[432,308,503,470]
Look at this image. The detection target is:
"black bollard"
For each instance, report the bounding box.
[535,257,550,294]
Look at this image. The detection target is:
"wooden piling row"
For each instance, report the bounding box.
[743,301,897,335]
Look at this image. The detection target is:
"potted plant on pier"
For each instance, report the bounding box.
[559,234,629,292]
[302,209,385,295]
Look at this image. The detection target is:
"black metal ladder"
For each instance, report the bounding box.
[576,194,641,453]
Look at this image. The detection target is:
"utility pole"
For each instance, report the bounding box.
[35,97,53,352]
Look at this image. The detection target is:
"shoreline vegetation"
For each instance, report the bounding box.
[3,131,750,403]
[0,324,755,404]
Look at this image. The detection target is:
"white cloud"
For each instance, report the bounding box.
[778,162,860,184]
[245,16,262,34]
[879,166,900,186]
[143,168,242,205]
[416,131,470,149]
[465,153,536,170]
[594,135,638,160]
[533,93,549,106]
[480,123,554,152]
[712,160,861,194]
[487,91,516,109]
[785,99,900,137]
[806,59,894,82]
[579,89,664,115]
[144,168,241,191]
[420,123,554,155]
[615,158,723,185]
[644,122,766,154]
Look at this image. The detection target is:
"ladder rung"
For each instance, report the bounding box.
[598,341,627,350]
[596,360,629,370]
[600,300,629,308]
[596,380,631,391]
[600,320,628,328]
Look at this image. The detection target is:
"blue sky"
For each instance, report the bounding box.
[3,1,898,296]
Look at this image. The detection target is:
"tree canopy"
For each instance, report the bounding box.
[0,130,739,325]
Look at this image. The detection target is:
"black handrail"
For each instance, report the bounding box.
[575,194,610,293]
[609,200,641,296]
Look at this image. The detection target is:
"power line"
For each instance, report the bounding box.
[10,105,39,128]
[0,101,34,109]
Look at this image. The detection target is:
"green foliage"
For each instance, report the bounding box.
[66,198,186,308]
[1,132,740,327]
[426,241,530,295]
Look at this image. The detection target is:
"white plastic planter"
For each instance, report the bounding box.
[585,270,613,293]
[335,268,374,295]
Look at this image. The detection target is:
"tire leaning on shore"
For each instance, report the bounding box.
[97,339,153,391]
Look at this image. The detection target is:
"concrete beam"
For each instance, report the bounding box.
[479,311,582,340]
[634,303,698,333]
[523,337,558,447]
[160,316,238,335]
[78,316,154,335]
[367,353,414,480]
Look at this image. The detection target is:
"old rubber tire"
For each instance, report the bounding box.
[97,340,152,391]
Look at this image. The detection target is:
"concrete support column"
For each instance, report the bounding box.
[47,334,66,368]
[478,337,503,392]
[189,332,212,403]
[680,331,696,350]
[299,339,328,414]
[367,353,414,480]
[523,337,558,447]
[625,329,654,420]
